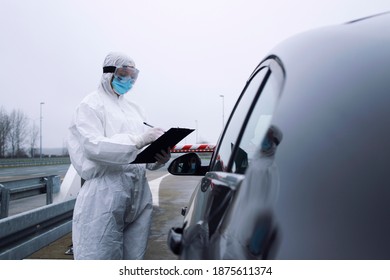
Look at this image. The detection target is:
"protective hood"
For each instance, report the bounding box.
[99,52,136,96]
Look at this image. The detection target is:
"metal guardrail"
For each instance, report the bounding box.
[0,198,75,260]
[0,175,61,219]
[0,157,70,168]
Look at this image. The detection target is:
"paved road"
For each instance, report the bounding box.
[0,164,70,182]
[145,172,200,259]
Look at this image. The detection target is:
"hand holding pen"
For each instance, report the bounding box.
[135,123,165,149]
[143,122,171,163]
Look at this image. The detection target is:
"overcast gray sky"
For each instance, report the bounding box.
[1,0,389,149]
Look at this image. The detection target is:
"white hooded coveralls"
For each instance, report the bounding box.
[67,52,162,259]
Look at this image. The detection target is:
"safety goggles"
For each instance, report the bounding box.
[103,65,139,81]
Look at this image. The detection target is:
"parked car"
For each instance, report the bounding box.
[167,12,390,259]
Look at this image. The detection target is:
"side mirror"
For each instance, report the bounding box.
[168,152,203,176]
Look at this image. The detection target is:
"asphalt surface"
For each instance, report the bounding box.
[0,164,70,182]
[145,173,200,260]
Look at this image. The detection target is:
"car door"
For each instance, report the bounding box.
[178,57,285,259]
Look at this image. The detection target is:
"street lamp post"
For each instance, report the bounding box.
[40,102,45,158]
[219,94,225,129]
[195,120,198,143]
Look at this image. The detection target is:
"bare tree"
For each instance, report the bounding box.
[9,109,29,157]
[0,107,11,158]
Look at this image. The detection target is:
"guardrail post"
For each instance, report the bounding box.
[0,184,10,219]
[44,175,61,205]
[44,177,53,205]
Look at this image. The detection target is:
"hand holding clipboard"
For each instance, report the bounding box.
[131,127,194,163]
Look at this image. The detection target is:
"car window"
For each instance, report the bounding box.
[232,62,282,174]
[211,67,269,172]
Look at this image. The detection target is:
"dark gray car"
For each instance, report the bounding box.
[167,12,390,259]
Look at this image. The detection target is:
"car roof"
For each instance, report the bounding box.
[270,12,390,68]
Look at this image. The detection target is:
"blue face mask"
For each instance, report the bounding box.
[111,76,133,95]
[261,137,272,152]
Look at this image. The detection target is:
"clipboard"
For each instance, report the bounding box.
[130,127,194,163]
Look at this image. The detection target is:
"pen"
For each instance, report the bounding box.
[143,122,154,128]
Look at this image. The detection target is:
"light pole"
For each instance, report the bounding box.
[219,94,225,129]
[40,102,45,158]
[195,120,198,143]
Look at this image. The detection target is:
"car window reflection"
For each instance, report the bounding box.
[233,72,280,174]
[212,68,268,172]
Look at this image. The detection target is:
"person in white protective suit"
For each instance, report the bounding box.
[210,125,283,259]
[67,52,171,260]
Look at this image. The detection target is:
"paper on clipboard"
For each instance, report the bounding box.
[130,127,194,163]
